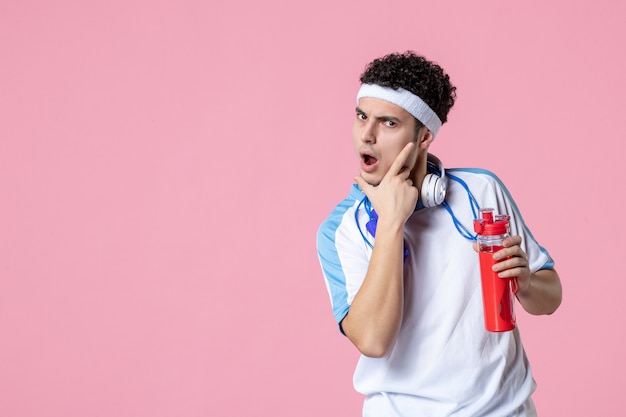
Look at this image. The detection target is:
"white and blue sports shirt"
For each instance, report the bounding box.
[316,168,554,417]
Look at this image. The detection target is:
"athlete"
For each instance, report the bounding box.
[316,51,562,416]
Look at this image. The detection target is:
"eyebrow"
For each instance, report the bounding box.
[356,106,402,124]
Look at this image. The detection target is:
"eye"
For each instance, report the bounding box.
[356,112,367,121]
[384,120,396,127]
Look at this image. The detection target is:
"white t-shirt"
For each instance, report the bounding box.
[317,167,554,417]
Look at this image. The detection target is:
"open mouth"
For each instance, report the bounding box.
[362,153,378,166]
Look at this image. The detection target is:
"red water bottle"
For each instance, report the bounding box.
[474,208,517,332]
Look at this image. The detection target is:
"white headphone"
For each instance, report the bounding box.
[421,153,447,208]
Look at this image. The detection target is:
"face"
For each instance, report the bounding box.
[353,97,420,186]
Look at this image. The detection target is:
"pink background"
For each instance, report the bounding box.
[1,1,624,415]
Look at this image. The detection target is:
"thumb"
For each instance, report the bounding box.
[353,176,371,195]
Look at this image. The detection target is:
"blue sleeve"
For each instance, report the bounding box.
[317,212,352,333]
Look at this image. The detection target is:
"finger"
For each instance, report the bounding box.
[386,142,415,178]
[503,235,522,248]
[399,166,411,180]
[497,267,527,280]
[353,176,371,194]
[493,244,524,261]
[492,255,528,273]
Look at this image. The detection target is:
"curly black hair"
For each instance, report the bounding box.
[360,51,457,124]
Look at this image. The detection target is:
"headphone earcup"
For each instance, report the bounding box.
[421,173,447,208]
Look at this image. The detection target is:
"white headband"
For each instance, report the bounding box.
[356,83,442,138]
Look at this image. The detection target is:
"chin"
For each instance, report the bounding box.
[359,172,382,187]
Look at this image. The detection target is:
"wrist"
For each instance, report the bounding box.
[516,273,533,299]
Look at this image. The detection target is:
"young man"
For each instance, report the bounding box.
[316,51,562,416]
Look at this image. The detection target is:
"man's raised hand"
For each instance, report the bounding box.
[354,142,419,228]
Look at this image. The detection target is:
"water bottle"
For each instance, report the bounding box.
[473,208,516,332]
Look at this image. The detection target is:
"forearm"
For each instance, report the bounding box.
[516,268,562,315]
[341,222,405,358]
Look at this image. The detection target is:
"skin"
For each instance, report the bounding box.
[342,97,562,358]
[488,237,562,316]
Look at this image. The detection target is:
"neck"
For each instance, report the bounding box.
[411,151,429,198]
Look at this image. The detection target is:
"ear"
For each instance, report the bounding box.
[418,128,434,150]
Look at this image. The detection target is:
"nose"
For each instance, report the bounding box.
[360,121,376,144]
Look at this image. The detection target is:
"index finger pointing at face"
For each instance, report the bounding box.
[386,142,415,177]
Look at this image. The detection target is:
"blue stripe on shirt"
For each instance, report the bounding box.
[450,168,555,269]
[317,196,355,331]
